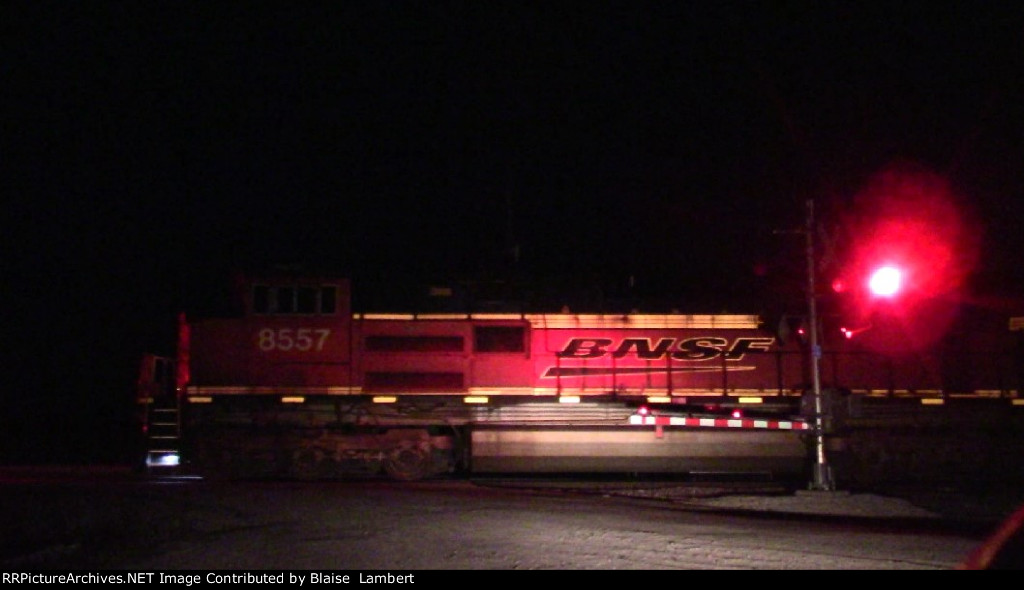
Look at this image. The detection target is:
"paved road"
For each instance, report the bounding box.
[3,466,1015,570]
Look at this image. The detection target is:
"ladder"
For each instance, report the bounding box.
[138,355,183,474]
[145,403,182,472]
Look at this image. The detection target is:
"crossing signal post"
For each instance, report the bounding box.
[804,199,835,492]
[774,199,836,491]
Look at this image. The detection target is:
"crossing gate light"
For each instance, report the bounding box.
[868,265,902,297]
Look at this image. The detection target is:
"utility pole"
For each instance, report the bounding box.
[805,199,835,491]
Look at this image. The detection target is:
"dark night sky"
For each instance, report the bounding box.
[4,3,1024,462]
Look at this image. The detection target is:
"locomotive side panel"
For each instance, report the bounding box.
[190,316,352,388]
[466,322,534,390]
[356,319,470,393]
[528,318,787,397]
[187,278,354,391]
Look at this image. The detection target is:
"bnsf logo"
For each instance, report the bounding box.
[556,337,775,361]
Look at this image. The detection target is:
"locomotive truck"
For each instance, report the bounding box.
[136,270,1024,484]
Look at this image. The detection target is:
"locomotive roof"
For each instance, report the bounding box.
[223,267,764,316]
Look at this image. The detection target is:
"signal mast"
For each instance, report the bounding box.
[805,199,835,491]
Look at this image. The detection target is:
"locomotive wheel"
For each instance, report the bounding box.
[383,446,430,481]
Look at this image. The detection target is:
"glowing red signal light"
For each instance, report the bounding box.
[840,324,871,339]
[868,265,902,297]
[730,409,743,419]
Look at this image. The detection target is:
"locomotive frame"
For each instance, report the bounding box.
[136,271,1023,483]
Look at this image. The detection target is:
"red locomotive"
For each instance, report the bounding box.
[136,269,1023,483]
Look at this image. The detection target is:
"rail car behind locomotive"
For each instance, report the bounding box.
[135,271,1023,482]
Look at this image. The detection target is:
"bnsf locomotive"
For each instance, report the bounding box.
[136,270,1024,483]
